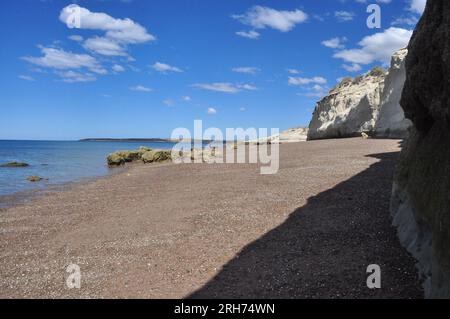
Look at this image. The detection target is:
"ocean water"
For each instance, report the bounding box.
[0,140,190,200]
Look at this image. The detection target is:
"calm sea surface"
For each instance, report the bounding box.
[0,140,191,200]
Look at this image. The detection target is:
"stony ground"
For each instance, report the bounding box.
[0,138,423,298]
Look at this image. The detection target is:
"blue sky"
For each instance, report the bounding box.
[0,0,425,140]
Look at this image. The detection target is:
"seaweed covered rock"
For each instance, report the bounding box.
[107,151,139,166]
[107,147,173,166]
[391,0,450,298]
[141,150,156,163]
[152,150,172,162]
[1,161,30,167]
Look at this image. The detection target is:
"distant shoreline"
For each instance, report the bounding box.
[79,138,211,143]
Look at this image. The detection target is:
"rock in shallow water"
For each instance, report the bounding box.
[0,161,30,167]
[27,176,43,182]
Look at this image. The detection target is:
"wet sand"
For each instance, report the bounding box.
[0,138,422,298]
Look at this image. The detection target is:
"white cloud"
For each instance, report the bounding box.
[236,30,260,39]
[83,36,127,56]
[391,15,419,26]
[151,62,183,73]
[232,67,260,74]
[60,5,154,58]
[232,6,308,32]
[57,70,96,83]
[192,82,257,94]
[335,11,355,22]
[22,46,107,74]
[410,0,426,14]
[240,107,246,112]
[18,75,35,81]
[130,85,152,92]
[181,96,191,102]
[288,76,327,86]
[163,99,175,107]
[333,27,413,65]
[68,35,83,42]
[355,0,392,3]
[112,64,125,72]
[207,107,217,115]
[59,5,155,44]
[321,37,347,49]
[342,63,362,72]
[287,68,301,74]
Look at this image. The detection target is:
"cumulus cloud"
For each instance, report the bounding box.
[321,37,347,49]
[181,96,191,102]
[235,30,260,39]
[231,67,260,75]
[18,75,35,81]
[83,36,128,56]
[112,64,125,72]
[151,62,183,73]
[68,35,83,42]
[22,46,107,75]
[57,70,96,83]
[342,63,362,72]
[335,11,355,22]
[409,0,426,14]
[287,69,301,74]
[288,76,327,86]
[163,99,175,107]
[130,85,152,92]
[59,5,154,58]
[207,107,217,115]
[59,5,155,44]
[333,27,413,65]
[355,0,392,3]
[192,82,257,94]
[232,6,308,32]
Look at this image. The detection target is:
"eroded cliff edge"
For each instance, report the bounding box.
[307,49,412,140]
[391,0,450,298]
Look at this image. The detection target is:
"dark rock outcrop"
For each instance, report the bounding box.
[391,0,450,298]
[0,162,30,167]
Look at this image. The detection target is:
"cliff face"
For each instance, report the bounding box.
[391,0,450,298]
[307,49,413,140]
[307,69,385,140]
[374,48,412,138]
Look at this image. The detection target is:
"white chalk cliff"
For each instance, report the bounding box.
[374,48,412,138]
[307,49,412,140]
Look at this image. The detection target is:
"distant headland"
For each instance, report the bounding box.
[79,138,211,143]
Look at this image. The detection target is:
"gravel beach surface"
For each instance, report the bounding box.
[0,138,422,298]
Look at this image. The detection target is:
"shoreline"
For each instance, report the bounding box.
[0,163,133,210]
[0,138,422,298]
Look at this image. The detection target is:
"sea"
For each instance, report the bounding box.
[0,140,197,201]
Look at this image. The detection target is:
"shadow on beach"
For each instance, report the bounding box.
[188,151,423,299]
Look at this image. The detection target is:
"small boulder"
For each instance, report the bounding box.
[27,176,43,182]
[107,150,142,166]
[361,132,369,139]
[153,150,172,162]
[141,150,156,163]
[1,161,29,167]
[107,153,126,166]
